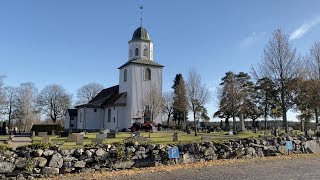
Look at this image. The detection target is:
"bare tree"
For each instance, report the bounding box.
[76,82,104,105]
[254,29,300,133]
[163,91,174,126]
[14,82,38,132]
[4,86,18,132]
[38,84,72,124]
[305,41,320,125]
[143,87,163,122]
[186,69,211,136]
[0,75,6,116]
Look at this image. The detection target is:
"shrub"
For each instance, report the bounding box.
[0,144,11,151]
[17,142,55,150]
[31,124,64,135]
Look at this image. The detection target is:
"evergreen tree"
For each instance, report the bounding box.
[172,74,188,126]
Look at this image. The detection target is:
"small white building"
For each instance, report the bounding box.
[64,26,164,131]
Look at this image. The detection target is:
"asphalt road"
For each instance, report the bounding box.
[114,157,320,180]
[63,155,320,180]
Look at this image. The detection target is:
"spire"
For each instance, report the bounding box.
[139,4,143,27]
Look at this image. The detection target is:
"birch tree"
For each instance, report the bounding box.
[186,69,211,136]
[142,87,163,122]
[305,41,320,125]
[162,91,174,126]
[255,29,300,132]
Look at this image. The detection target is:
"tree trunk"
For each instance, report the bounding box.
[225,118,229,130]
[280,80,288,133]
[194,111,197,136]
[167,114,170,127]
[239,113,245,131]
[232,114,236,133]
[315,108,319,129]
[301,119,305,132]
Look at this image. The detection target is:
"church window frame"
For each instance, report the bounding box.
[135,47,139,56]
[107,109,111,122]
[144,68,151,81]
[124,69,127,82]
[129,49,133,57]
[143,45,148,57]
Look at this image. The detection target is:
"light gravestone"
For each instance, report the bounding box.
[96,134,107,140]
[101,129,110,134]
[67,134,77,142]
[42,136,51,144]
[52,130,56,136]
[76,134,84,145]
[38,132,48,137]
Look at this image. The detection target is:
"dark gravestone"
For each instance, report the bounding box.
[60,131,69,137]
[107,132,116,138]
[2,122,7,135]
[173,132,178,141]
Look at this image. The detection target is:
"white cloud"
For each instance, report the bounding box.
[289,16,320,40]
[240,32,266,47]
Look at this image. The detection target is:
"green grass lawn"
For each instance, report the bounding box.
[31,131,264,149]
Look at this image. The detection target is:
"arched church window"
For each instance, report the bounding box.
[144,68,151,81]
[124,69,127,82]
[143,46,148,57]
[135,47,139,56]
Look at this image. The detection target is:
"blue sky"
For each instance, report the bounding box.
[1,0,320,121]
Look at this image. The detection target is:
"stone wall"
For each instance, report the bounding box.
[0,135,320,179]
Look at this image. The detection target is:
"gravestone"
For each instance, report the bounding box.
[96,133,107,140]
[52,130,55,136]
[76,134,84,145]
[133,131,141,137]
[92,138,104,145]
[201,136,212,141]
[229,131,234,135]
[31,131,35,137]
[100,129,110,134]
[173,132,178,141]
[107,132,116,138]
[42,136,51,144]
[38,132,48,137]
[288,127,293,132]
[60,131,69,137]
[67,134,75,142]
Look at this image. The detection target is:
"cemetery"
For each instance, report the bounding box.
[0,131,320,179]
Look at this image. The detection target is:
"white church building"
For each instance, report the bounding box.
[64,26,164,131]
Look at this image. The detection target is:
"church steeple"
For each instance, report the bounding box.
[128,27,154,61]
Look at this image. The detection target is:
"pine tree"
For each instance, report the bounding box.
[172,74,188,126]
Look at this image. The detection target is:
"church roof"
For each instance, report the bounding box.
[118,59,164,69]
[67,109,77,116]
[131,27,151,41]
[76,85,126,108]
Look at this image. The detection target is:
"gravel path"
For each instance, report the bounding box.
[8,136,32,148]
[64,155,320,180]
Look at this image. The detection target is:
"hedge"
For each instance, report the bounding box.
[30,124,64,135]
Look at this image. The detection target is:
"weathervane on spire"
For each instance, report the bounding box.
[139,4,143,27]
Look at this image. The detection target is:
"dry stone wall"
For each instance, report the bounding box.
[0,135,320,179]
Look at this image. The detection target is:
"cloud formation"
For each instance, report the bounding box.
[289,16,320,40]
[240,32,266,47]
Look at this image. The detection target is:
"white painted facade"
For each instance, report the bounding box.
[64,26,163,131]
